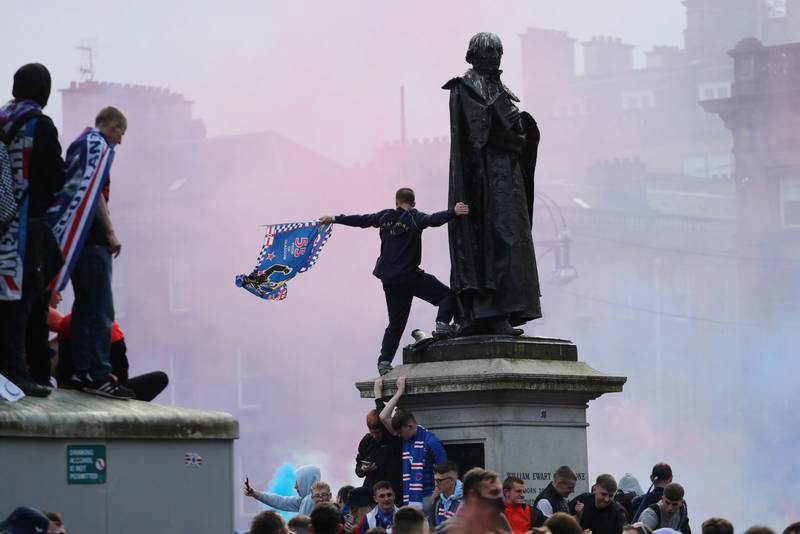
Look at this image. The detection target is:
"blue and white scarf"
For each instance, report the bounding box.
[402,425,431,508]
[0,99,41,300]
[47,127,114,290]
[375,507,396,530]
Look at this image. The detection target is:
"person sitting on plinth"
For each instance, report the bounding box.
[319,188,469,376]
[378,377,447,514]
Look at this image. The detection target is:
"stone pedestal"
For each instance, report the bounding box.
[356,336,626,498]
[0,390,238,534]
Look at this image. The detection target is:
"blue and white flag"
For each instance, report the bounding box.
[48,127,114,291]
[236,221,332,300]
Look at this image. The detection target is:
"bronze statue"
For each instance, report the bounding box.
[444,32,542,335]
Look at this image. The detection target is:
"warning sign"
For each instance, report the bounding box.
[67,445,107,484]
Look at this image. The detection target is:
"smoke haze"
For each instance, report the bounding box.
[2,1,797,532]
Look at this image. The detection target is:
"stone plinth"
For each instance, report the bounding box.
[355,336,625,498]
[0,389,238,534]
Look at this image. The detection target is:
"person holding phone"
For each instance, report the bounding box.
[355,379,403,506]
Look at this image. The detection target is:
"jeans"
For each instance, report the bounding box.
[379,272,456,364]
[71,245,114,380]
[0,221,61,382]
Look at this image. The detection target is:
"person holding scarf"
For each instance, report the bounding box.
[379,377,448,515]
[48,106,131,399]
[0,63,66,397]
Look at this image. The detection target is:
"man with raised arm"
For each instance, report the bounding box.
[378,377,447,514]
[320,188,468,375]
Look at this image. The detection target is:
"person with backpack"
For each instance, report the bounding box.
[638,483,691,534]
[0,63,66,397]
[631,463,673,521]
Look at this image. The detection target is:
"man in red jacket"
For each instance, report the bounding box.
[503,476,532,534]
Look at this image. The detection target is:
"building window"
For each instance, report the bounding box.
[767,0,787,18]
[682,153,733,180]
[621,91,655,110]
[553,97,585,118]
[780,177,800,228]
[236,348,262,410]
[168,258,192,313]
[698,81,731,100]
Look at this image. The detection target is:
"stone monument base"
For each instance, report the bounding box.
[356,336,626,497]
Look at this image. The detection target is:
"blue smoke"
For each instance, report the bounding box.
[264,462,298,519]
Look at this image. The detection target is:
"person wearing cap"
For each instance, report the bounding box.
[0,63,66,397]
[0,506,50,534]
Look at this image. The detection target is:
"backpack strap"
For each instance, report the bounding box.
[648,503,661,521]
[0,110,42,145]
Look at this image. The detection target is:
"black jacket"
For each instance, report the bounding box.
[354,398,403,506]
[532,482,570,526]
[28,115,65,218]
[336,208,454,285]
[631,487,663,521]
[570,493,626,534]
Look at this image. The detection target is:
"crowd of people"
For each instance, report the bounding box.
[0,63,167,401]
[239,376,798,534]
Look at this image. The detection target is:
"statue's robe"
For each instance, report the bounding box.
[443,68,542,328]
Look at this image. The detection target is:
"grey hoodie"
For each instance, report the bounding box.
[255,464,321,515]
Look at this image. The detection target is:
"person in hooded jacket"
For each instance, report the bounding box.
[430,462,463,527]
[0,63,66,397]
[245,464,321,516]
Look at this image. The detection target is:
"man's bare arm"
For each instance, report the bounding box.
[378,376,406,434]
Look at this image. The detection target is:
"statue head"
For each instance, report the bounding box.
[466,32,503,74]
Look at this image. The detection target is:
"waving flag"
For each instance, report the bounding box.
[236,221,332,300]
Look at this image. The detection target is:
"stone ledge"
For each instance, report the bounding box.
[0,389,239,440]
[402,335,577,364]
[355,358,626,401]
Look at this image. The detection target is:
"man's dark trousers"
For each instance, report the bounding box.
[379,272,456,364]
[71,244,114,380]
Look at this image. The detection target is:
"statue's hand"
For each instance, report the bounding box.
[454,202,469,216]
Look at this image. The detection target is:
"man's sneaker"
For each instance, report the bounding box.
[63,373,89,390]
[83,375,135,400]
[377,361,394,376]
[433,321,455,339]
[14,377,52,398]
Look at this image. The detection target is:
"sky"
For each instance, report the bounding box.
[2,0,685,162]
